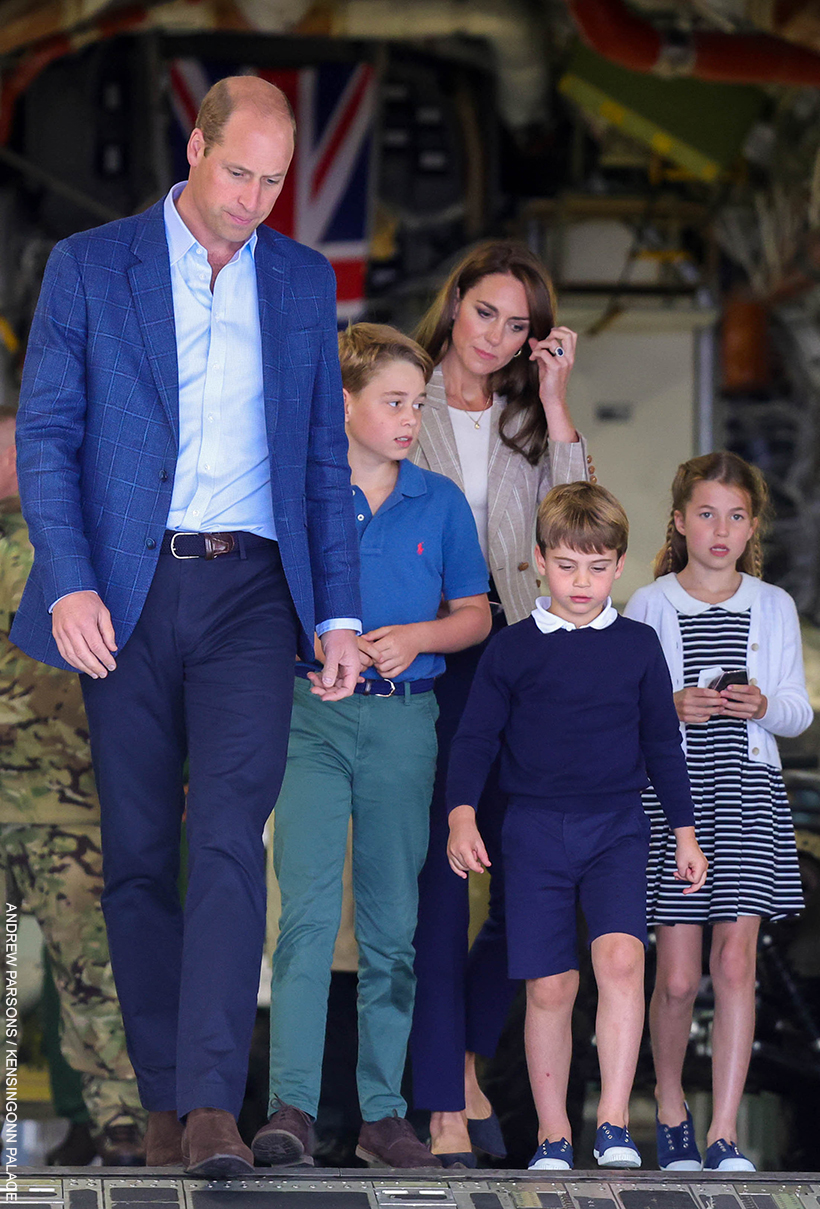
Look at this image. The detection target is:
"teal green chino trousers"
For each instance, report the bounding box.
[269,676,438,1121]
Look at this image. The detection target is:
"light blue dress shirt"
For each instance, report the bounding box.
[164,184,275,539]
[162,184,358,636]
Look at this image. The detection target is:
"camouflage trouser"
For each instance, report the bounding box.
[0,823,145,1135]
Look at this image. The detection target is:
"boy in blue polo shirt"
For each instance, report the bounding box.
[252,324,491,1170]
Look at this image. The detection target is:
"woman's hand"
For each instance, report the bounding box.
[528,326,578,441]
[674,686,722,724]
[720,682,767,720]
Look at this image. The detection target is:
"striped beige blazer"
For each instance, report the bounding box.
[411,366,589,624]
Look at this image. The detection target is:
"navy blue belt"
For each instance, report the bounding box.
[295,664,434,697]
[160,530,275,559]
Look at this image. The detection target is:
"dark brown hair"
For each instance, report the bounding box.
[537,481,629,560]
[414,241,557,465]
[339,323,433,394]
[653,451,769,578]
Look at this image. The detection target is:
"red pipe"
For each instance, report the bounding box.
[568,0,820,86]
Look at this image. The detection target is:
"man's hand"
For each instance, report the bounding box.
[673,826,708,894]
[362,623,423,679]
[447,805,491,879]
[308,628,361,701]
[52,590,117,677]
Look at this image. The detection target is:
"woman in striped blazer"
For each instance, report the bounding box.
[408,241,591,1163]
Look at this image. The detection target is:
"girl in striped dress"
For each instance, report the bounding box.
[625,452,812,1174]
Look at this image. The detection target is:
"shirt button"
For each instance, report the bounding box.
[208,415,214,422]
[752,747,759,755]
[159,469,168,482]
[146,538,156,550]
[751,642,759,650]
[750,677,758,686]
[204,464,211,471]
[518,561,529,571]
[193,510,200,517]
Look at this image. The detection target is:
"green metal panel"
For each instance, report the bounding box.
[559,43,767,181]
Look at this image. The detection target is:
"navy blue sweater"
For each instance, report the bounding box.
[447,614,695,829]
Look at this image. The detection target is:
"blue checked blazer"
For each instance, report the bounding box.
[11,200,361,670]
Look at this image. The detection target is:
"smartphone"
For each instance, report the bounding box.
[708,669,749,691]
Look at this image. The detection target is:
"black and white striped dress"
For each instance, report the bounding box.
[644,604,804,924]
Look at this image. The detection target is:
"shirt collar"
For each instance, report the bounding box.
[163,182,258,268]
[531,596,618,633]
[658,571,760,615]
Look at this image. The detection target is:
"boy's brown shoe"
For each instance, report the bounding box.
[182,1108,254,1178]
[356,1114,443,1168]
[145,1110,184,1167]
[252,1102,315,1166]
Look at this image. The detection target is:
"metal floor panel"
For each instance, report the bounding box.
[3,1170,820,1209]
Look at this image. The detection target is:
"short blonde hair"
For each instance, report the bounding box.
[536,481,629,559]
[339,323,433,395]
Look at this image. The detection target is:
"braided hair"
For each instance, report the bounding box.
[652,452,769,579]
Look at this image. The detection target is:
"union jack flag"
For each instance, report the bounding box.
[168,57,376,320]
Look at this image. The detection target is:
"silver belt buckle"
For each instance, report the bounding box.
[169,531,201,560]
[373,677,396,697]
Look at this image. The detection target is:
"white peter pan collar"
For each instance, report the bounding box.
[658,571,760,615]
[531,596,619,633]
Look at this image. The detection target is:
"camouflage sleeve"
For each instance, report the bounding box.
[0,509,99,825]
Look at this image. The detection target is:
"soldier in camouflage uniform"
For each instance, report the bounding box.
[0,410,146,1163]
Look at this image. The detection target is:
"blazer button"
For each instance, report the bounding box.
[752,747,760,755]
[518,561,529,571]
[146,538,156,550]
[159,469,168,482]
[751,642,759,650]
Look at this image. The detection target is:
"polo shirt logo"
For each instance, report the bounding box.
[417,542,424,555]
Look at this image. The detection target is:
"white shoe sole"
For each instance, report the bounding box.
[529,1158,572,1170]
[595,1146,641,1168]
[707,1158,756,1172]
[661,1159,703,1171]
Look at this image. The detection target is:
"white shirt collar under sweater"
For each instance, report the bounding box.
[531,596,618,633]
[658,571,760,615]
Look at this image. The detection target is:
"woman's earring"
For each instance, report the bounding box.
[512,347,523,358]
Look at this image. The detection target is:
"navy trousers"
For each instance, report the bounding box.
[81,541,297,1119]
[410,607,518,1111]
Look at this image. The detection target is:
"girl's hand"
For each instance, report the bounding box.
[673,828,708,894]
[447,806,491,879]
[362,623,422,679]
[529,326,577,414]
[719,682,767,720]
[674,686,722,724]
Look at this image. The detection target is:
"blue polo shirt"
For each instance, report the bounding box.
[299,460,488,683]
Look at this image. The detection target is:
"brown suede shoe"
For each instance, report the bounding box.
[145,1110,184,1167]
[182,1108,255,1178]
[252,1102,315,1166]
[356,1114,443,1168]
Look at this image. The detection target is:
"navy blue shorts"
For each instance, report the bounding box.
[502,801,651,979]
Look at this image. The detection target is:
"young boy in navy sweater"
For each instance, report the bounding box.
[447,481,707,1172]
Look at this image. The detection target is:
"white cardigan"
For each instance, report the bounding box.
[624,573,812,770]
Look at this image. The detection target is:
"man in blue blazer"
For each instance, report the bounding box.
[12,76,362,1176]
